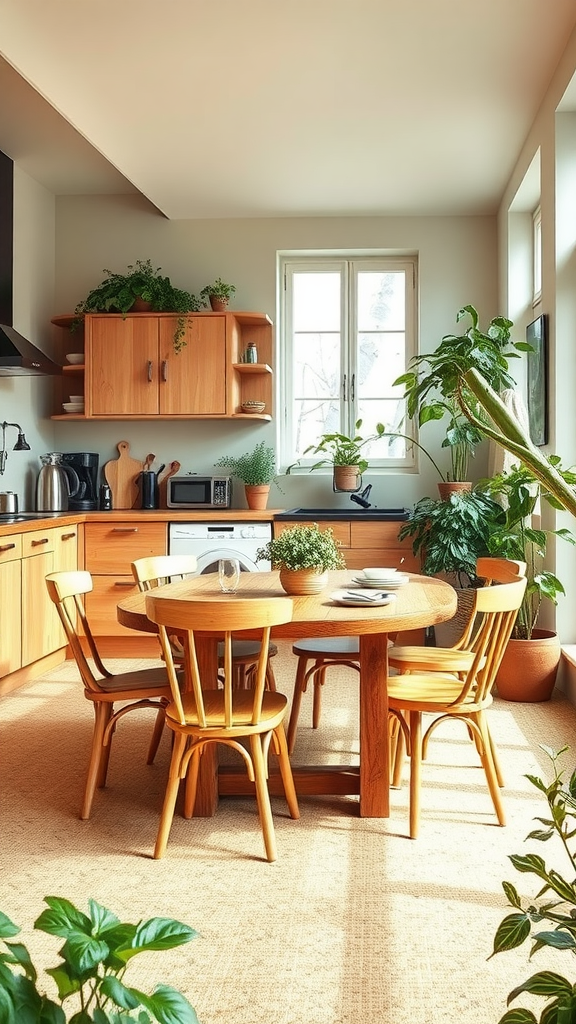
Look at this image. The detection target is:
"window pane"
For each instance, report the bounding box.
[293,272,341,332]
[293,333,340,399]
[357,333,406,396]
[293,399,341,458]
[357,400,407,453]
[357,272,405,331]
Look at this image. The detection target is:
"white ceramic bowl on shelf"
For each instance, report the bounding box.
[62,402,84,414]
[65,353,84,365]
[69,395,83,404]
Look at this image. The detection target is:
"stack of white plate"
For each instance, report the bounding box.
[351,567,409,589]
[62,401,84,414]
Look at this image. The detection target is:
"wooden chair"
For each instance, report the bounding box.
[45,570,172,820]
[131,555,278,690]
[286,637,360,754]
[387,571,527,838]
[145,592,299,861]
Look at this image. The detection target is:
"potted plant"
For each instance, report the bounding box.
[490,745,576,1023]
[199,277,236,312]
[72,259,203,351]
[393,305,526,491]
[477,463,575,700]
[215,440,277,509]
[256,522,346,594]
[0,894,199,1022]
[287,419,388,492]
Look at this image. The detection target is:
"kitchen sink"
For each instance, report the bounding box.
[0,512,66,523]
[274,507,410,521]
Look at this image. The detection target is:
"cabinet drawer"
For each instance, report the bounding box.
[85,575,144,636]
[0,533,22,563]
[273,521,351,546]
[85,522,166,574]
[22,528,56,557]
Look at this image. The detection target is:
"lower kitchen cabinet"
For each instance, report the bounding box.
[84,521,166,636]
[21,523,79,666]
[0,533,22,675]
[273,520,418,572]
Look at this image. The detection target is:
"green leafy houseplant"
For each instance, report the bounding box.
[73,260,203,352]
[199,278,236,309]
[398,489,505,586]
[478,464,575,639]
[255,523,346,572]
[393,305,527,481]
[287,419,386,475]
[490,746,576,1024]
[215,441,276,486]
[0,894,199,1023]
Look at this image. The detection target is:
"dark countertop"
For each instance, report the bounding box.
[274,507,410,521]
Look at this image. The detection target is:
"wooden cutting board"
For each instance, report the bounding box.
[158,460,181,509]
[104,441,142,509]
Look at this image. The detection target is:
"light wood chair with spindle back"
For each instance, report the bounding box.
[145,592,299,861]
[131,554,278,690]
[45,569,172,820]
[387,571,527,838]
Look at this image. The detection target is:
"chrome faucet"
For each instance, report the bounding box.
[0,421,31,475]
[350,483,373,509]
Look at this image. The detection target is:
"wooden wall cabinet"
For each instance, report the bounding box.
[51,311,274,420]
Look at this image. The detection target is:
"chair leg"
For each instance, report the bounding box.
[265,660,277,691]
[274,725,300,819]
[249,734,277,862]
[82,702,113,820]
[146,706,166,764]
[154,731,187,859]
[390,713,406,788]
[287,656,309,754]
[183,745,202,819]
[476,712,506,825]
[408,710,422,839]
[486,727,505,788]
[312,664,326,729]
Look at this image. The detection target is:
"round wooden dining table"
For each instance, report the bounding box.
[117,568,456,818]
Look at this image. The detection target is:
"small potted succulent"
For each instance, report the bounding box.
[215,440,277,509]
[72,259,203,351]
[256,523,346,594]
[199,277,236,312]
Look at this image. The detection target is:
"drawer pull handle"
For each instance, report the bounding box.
[147,360,153,383]
[114,580,137,587]
[61,532,76,541]
[161,360,168,381]
[112,527,138,533]
[0,543,16,552]
[31,538,49,546]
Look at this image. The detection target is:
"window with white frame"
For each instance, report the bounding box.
[278,255,417,471]
[533,205,542,306]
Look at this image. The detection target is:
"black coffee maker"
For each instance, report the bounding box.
[60,452,99,511]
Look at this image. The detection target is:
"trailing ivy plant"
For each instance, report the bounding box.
[0,894,199,1022]
[490,746,576,1023]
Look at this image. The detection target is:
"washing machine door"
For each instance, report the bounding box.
[196,547,268,575]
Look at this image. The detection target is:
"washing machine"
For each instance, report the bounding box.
[168,521,272,574]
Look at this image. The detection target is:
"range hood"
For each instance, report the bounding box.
[0,149,62,375]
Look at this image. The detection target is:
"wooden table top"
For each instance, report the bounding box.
[117,568,457,639]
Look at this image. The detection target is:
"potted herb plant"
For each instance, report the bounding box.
[215,440,277,509]
[477,463,575,701]
[0,894,199,1022]
[287,419,387,492]
[73,259,203,351]
[199,277,236,312]
[393,305,526,490]
[490,745,576,1024]
[256,522,345,594]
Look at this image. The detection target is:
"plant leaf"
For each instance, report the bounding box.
[131,985,199,1024]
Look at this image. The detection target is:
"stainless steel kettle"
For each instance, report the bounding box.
[36,452,81,512]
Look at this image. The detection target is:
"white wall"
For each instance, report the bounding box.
[0,167,56,509]
[51,194,498,510]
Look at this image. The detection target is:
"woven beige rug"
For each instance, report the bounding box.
[2,642,575,1024]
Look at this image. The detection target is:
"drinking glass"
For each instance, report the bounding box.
[218,557,241,593]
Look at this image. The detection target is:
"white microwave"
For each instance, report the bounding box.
[167,475,232,509]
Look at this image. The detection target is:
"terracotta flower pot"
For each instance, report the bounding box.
[495,628,561,702]
[209,295,229,312]
[333,465,361,492]
[279,568,329,595]
[245,484,270,510]
[437,481,473,501]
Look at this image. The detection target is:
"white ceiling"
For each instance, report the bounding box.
[1,0,576,220]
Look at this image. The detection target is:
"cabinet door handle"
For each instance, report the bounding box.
[112,527,139,533]
[161,359,168,381]
[114,580,138,587]
[31,537,49,546]
[0,542,16,552]
[61,532,76,541]
[147,360,153,382]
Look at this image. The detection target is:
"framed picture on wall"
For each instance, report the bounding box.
[526,313,548,446]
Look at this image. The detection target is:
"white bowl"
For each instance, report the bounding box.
[65,353,84,365]
[62,402,84,414]
[362,567,399,579]
[69,395,83,403]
